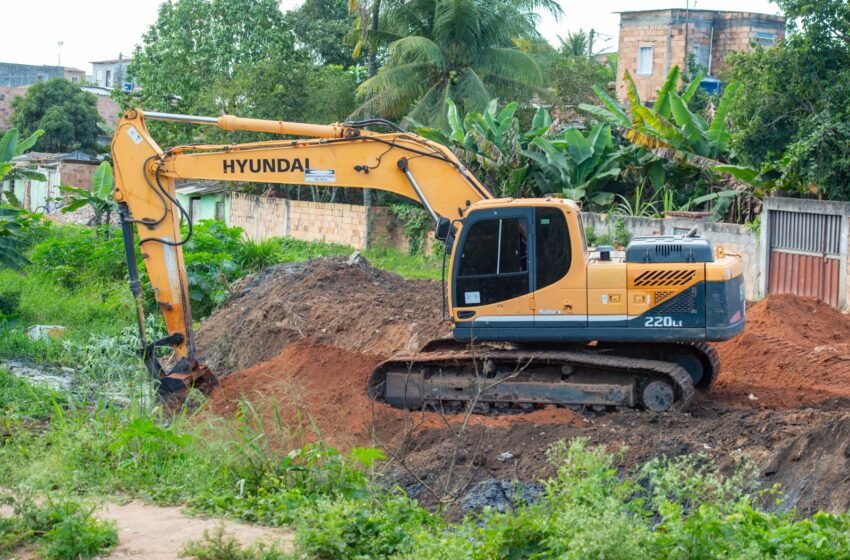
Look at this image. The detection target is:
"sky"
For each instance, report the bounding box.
[1,0,782,74]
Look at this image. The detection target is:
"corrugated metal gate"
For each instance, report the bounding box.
[768,210,842,307]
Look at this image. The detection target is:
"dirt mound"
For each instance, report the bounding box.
[714,295,850,408]
[208,337,585,450]
[199,258,850,514]
[197,257,450,376]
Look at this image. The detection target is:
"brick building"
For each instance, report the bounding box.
[1,151,100,212]
[616,9,785,102]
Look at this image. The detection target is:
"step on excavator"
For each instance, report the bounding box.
[112,110,745,413]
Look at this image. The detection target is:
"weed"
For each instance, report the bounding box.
[181,526,289,560]
[0,494,117,560]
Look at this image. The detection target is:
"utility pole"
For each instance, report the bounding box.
[683,0,690,74]
[57,41,63,66]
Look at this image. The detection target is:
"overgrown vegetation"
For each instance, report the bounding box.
[0,493,117,559]
[3,372,850,559]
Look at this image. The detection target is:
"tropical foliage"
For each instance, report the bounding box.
[0,207,30,269]
[416,99,627,210]
[60,161,118,227]
[580,66,739,164]
[727,0,850,200]
[356,0,562,126]
[0,128,45,269]
[0,128,46,204]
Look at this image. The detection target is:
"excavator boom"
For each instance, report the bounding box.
[112,109,491,392]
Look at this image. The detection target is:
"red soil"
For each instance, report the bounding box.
[714,294,850,408]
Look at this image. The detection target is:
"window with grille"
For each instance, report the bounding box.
[637,46,653,75]
[755,32,775,47]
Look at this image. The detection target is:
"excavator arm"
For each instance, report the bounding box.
[111,109,491,393]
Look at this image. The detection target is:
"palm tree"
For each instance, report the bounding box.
[561,30,590,57]
[354,0,562,127]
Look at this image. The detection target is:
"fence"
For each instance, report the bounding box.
[229,194,850,309]
[229,193,410,252]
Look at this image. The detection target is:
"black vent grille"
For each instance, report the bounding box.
[656,244,682,258]
[634,270,696,287]
[655,287,699,314]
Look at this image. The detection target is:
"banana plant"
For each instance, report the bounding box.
[523,123,622,208]
[60,161,117,227]
[578,65,746,162]
[0,206,30,269]
[0,128,46,205]
[413,98,553,197]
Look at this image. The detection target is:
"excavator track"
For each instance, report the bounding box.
[367,342,717,414]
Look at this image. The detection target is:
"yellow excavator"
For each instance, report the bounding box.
[112,109,745,412]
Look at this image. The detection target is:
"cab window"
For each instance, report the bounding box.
[456,217,530,306]
[536,207,571,289]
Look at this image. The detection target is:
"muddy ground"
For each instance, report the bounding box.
[198,257,850,517]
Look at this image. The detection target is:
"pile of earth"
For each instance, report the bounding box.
[713,294,850,408]
[198,258,850,516]
[197,257,450,376]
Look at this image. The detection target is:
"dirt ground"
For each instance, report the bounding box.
[199,257,850,516]
[1,500,292,560]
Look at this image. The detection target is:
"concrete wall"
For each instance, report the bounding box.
[583,212,762,301]
[228,193,418,252]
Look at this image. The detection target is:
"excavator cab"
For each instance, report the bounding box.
[448,198,745,347]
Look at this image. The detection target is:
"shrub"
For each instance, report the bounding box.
[0,494,117,560]
[181,526,289,560]
[293,494,439,560]
[29,226,126,288]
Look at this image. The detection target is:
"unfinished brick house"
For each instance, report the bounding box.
[616,9,785,102]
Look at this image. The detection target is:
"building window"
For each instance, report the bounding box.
[637,46,653,75]
[71,76,79,83]
[215,200,225,222]
[755,32,776,47]
[691,43,709,69]
[105,70,112,88]
[36,74,44,82]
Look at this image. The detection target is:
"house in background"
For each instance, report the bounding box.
[616,9,785,102]
[176,182,231,225]
[90,55,134,92]
[0,63,87,130]
[0,62,85,88]
[1,151,99,212]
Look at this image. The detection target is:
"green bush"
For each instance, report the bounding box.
[181,526,289,560]
[293,494,439,560]
[0,494,117,559]
[29,225,126,288]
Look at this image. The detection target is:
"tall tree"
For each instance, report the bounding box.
[11,79,100,153]
[285,0,357,67]
[128,0,299,144]
[727,0,850,199]
[355,0,562,127]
